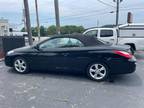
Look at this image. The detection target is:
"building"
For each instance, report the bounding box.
[0,18,9,36]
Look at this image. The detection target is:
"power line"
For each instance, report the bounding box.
[121,7,144,11]
[110,7,144,13]
[41,7,144,24]
[40,8,109,21]
[121,3,144,9]
[43,6,144,20]
[39,6,144,23]
[60,0,107,12]
[41,11,110,23]
[97,0,115,8]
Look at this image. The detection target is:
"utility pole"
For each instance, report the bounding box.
[22,9,27,32]
[114,0,123,27]
[116,0,119,26]
[54,0,61,34]
[23,0,33,45]
[35,0,41,42]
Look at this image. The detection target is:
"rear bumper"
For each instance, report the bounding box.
[107,57,136,75]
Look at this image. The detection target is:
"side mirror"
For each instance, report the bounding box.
[34,45,40,50]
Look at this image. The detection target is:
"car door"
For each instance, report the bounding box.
[58,38,91,72]
[98,29,116,44]
[30,37,73,70]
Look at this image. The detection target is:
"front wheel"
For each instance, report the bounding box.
[87,62,109,81]
[13,57,29,74]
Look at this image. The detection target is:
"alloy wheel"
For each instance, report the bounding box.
[14,59,27,73]
[89,63,107,80]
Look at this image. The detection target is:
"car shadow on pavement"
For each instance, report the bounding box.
[8,68,143,87]
[8,68,91,82]
[109,73,143,87]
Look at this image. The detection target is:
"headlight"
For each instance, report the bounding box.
[7,50,14,55]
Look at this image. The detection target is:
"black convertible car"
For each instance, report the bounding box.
[5,35,136,81]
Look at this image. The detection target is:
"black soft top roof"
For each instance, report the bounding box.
[48,34,105,46]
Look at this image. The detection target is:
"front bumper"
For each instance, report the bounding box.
[5,55,14,67]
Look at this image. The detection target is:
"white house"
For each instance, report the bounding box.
[0,18,9,36]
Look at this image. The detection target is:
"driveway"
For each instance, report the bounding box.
[0,51,144,108]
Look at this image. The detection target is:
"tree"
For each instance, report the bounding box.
[21,27,38,36]
[47,25,85,35]
[47,25,57,35]
[61,25,85,34]
[21,25,85,36]
[31,27,38,36]
[40,26,47,36]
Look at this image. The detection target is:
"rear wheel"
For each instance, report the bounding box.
[87,62,109,81]
[13,57,29,74]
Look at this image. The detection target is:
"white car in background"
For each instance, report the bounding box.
[83,23,144,53]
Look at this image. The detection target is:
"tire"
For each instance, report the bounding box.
[13,57,29,74]
[87,62,109,82]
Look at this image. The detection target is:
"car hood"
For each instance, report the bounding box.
[13,46,33,53]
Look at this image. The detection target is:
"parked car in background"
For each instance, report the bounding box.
[83,23,144,53]
[10,32,35,43]
[5,35,136,81]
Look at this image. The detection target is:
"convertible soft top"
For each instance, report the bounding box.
[47,34,105,46]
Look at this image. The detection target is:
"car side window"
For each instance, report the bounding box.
[68,38,84,47]
[100,30,113,37]
[39,37,84,49]
[85,30,98,37]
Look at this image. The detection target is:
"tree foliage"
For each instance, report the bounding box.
[40,26,48,36]
[21,25,85,36]
[61,25,84,34]
[47,25,57,35]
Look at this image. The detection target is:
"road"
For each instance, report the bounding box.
[0,51,144,108]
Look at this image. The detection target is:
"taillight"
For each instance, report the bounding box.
[113,50,133,59]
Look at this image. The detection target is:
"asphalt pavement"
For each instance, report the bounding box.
[0,51,144,108]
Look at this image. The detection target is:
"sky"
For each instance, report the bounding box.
[0,0,144,29]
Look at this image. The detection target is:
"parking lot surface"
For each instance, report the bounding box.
[0,51,144,108]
